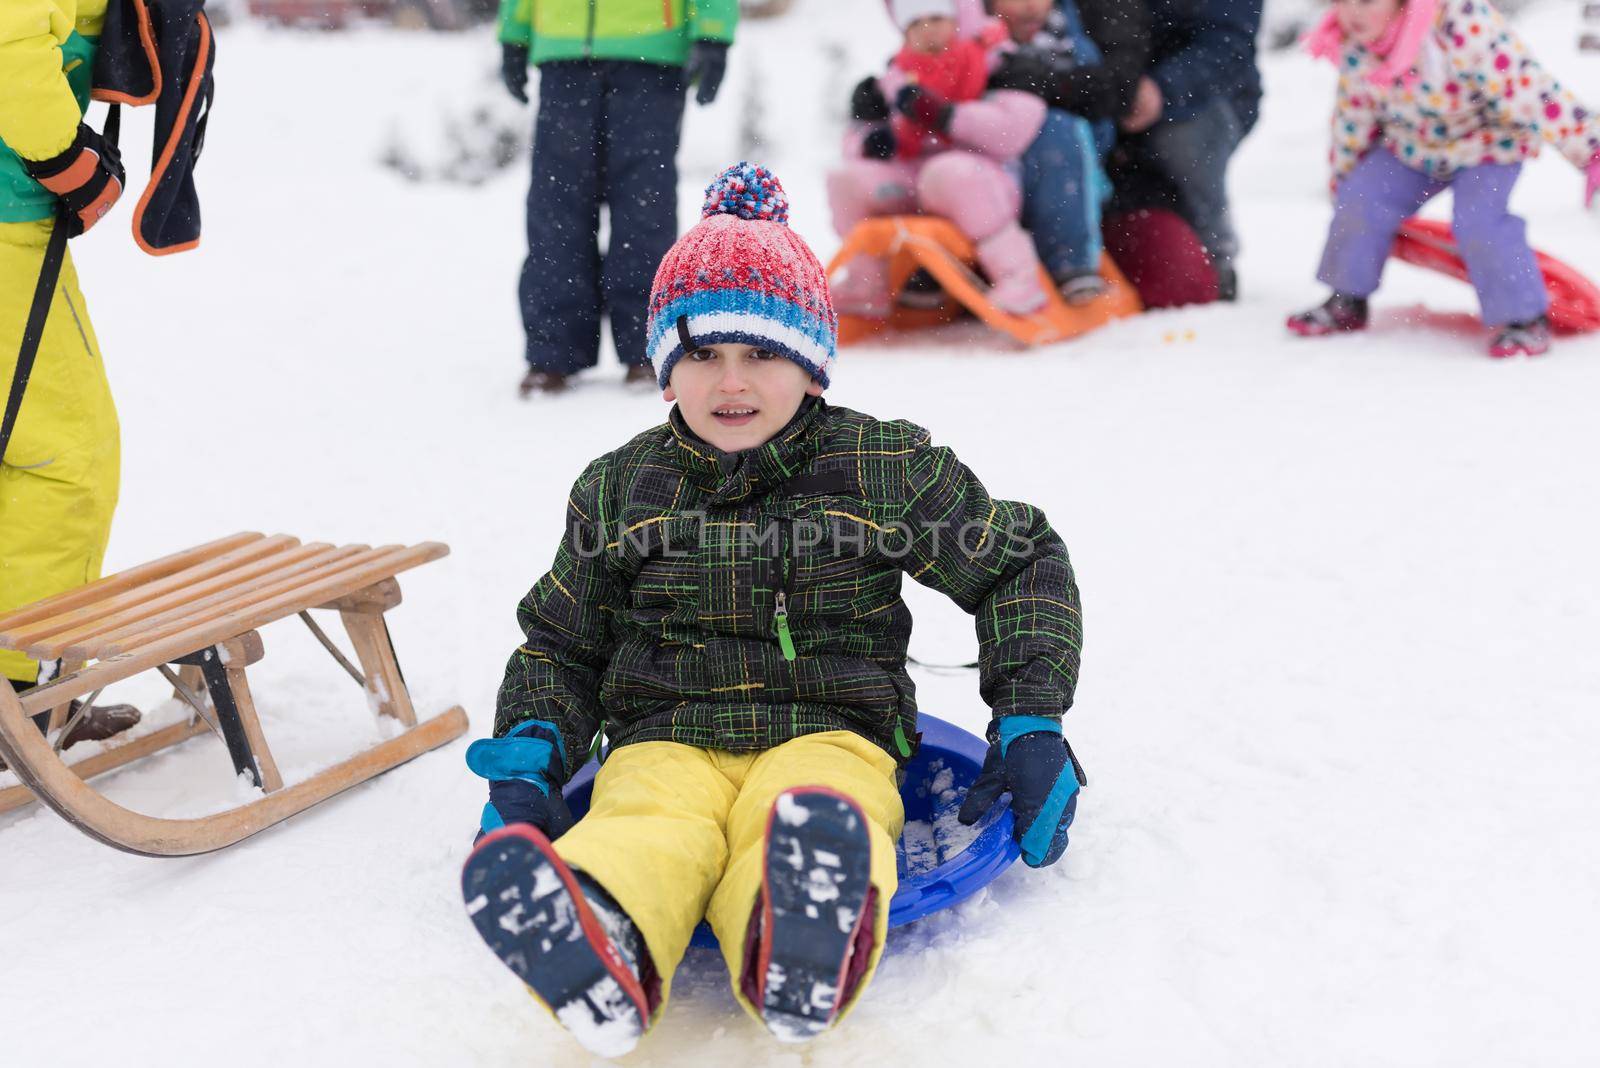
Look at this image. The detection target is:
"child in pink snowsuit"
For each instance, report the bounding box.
[828,0,1052,317]
[1288,0,1600,357]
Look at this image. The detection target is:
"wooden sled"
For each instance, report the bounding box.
[828,216,1142,347]
[0,532,468,857]
[1393,217,1600,334]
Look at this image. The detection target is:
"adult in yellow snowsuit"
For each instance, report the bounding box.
[0,0,123,690]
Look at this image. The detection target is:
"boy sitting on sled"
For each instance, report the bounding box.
[462,162,1085,1056]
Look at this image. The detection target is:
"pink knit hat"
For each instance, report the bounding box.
[645,163,837,390]
[1304,0,1440,87]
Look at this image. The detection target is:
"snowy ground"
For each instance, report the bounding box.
[6,2,1600,1064]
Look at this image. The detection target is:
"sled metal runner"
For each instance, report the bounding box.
[0,532,468,856]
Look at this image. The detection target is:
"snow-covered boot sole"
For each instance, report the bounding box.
[756,788,873,1043]
[462,826,648,1058]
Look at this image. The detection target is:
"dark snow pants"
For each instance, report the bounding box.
[520,60,685,375]
[1105,97,1247,273]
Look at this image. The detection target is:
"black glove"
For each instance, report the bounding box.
[894,84,954,132]
[501,43,530,104]
[850,75,890,122]
[862,125,897,160]
[957,718,1083,868]
[22,123,123,237]
[986,49,1061,99]
[685,39,729,106]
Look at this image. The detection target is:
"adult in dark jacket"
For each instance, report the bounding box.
[985,0,1150,293]
[988,0,1150,122]
[1107,0,1264,300]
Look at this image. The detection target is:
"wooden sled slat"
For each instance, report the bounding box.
[35,542,344,661]
[3,534,302,649]
[20,543,450,715]
[103,544,419,658]
[0,532,265,634]
[50,543,367,661]
[829,216,1142,348]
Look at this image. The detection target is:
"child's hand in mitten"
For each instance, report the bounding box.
[957,716,1083,868]
[895,84,954,132]
[466,720,576,841]
[862,125,897,160]
[22,123,123,236]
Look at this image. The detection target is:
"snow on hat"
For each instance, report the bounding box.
[646,162,837,390]
[889,0,958,30]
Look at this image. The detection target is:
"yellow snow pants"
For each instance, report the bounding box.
[553,730,905,1027]
[0,219,120,684]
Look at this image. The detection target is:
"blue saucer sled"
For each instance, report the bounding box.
[562,713,1021,949]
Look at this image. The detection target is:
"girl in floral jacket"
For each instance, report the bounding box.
[1288,0,1600,357]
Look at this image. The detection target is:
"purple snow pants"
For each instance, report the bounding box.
[1318,149,1548,326]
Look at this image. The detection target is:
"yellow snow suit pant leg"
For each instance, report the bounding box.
[552,730,904,1028]
[0,219,120,684]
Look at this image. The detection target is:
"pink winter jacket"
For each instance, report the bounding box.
[1323,0,1600,181]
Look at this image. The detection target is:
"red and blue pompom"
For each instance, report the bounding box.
[701,162,790,226]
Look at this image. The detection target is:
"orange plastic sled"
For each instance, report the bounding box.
[827,216,1142,347]
[1393,217,1600,335]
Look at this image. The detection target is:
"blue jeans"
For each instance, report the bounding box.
[1019,110,1111,279]
[1107,97,1245,270]
[520,60,685,373]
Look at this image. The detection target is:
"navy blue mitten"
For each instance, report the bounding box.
[685,40,729,106]
[957,716,1083,868]
[466,719,575,840]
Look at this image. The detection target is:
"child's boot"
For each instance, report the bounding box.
[1054,268,1107,307]
[518,369,570,397]
[462,825,654,1058]
[1488,315,1551,358]
[828,254,893,318]
[976,225,1049,316]
[753,788,875,1043]
[1286,293,1369,336]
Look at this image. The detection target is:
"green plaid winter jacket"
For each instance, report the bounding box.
[493,399,1083,776]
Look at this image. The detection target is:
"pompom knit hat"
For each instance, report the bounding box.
[646,163,837,390]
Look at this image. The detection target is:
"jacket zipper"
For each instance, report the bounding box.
[585,0,597,58]
[662,0,674,29]
[772,523,796,661]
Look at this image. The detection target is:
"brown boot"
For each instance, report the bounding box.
[0,700,141,772]
[60,700,142,748]
[622,365,656,387]
[518,369,569,397]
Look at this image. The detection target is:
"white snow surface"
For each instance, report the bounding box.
[6,2,1600,1064]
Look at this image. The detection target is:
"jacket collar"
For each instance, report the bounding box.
[666,397,826,504]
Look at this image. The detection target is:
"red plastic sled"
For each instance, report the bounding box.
[1392,218,1600,335]
[827,216,1142,347]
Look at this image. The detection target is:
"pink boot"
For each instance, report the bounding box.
[976,225,1048,316]
[828,253,893,318]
